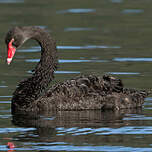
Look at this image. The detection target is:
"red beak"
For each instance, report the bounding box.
[7,39,16,65]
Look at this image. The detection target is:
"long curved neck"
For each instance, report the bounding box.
[12,27,58,106]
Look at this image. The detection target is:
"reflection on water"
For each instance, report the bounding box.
[113,58,152,62]
[94,126,152,135]
[24,146,152,152]
[25,59,108,63]
[55,71,80,74]
[0,127,35,134]
[108,72,140,75]
[111,0,123,3]
[145,97,152,101]
[57,45,121,49]
[0,101,11,104]
[18,45,120,52]
[56,126,152,136]
[3,109,150,151]
[122,9,144,14]
[57,8,96,14]
[0,0,24,3]
[12,110,127,127]
[0,86,8,88]
[64,27,96,32]
[27,70,80,74]
[0,96,12,98]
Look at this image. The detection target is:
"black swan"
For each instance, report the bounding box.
[5,26,150,114]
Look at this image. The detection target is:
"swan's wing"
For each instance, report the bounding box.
[36,75,123,110]
[46,74,124,98]
[36,75,149,111]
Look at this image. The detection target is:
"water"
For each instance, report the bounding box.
[0,0,152,151]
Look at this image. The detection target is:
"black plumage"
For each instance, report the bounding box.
[5,26,150,114]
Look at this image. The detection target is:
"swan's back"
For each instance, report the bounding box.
[34,75,148,112]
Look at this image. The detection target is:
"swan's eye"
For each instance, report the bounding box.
[5,38,11,45]
[11,35,24,48]
[12,37,20,48]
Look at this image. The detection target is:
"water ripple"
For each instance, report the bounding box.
[57,8,96,14]
[0,86,8,88]
[27,70,80,74]
[59,59,108,63]
[96,126,152,135]
[124,113,152,121]
[55,71,80,74]
[113,58,152,62]
[57,45,120,50]
[56,126,152,136]
[25,59,108,63]
[0,127,36,134]
[30,145,152,151]
[107,72,140,75]
[18,49,40,53]
[18,45,120,53]
[123,116,152,121]
[1,145,152,152]
[111,0,123,3]
[0,101,11,104]
[64,27,96,32]
[0,96,12,98]
[0,115,11,119]
[145,97,152,101]
[0,0,24,3]
[122,9,144,14]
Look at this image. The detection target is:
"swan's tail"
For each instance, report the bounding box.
[123,88,151,98]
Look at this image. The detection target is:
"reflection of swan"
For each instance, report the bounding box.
[12,109,142,128]
[11,109,144,152]
[5,26,149,114]
[11,109,143,147]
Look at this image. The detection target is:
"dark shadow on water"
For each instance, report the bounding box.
[10,109,146,151]
[12,108,143,131]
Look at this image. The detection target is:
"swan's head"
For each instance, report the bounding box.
[5,26,26,65]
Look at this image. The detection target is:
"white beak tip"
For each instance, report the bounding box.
[7,58,12,65]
